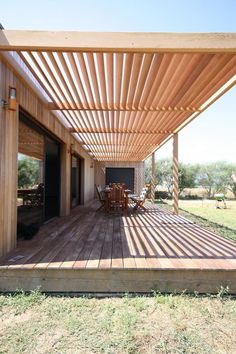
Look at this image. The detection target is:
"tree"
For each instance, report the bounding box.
[145,158,198,196]
[197,162,236,198]
[225,169,236,198]
[196,163,215,198]
[178,163,198,194]
[230,182,236,198]
[155,158,173,194]
[145,157,151,184]
[145,159,236,200]
[18,157,40,188]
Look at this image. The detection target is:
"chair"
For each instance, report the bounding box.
[108,186,126,212]
[23,183,44,206]
[95,185,105,211]
[131,188,147,211]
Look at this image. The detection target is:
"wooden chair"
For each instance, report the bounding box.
[108,186,126,212]
[23,183,44,206]
[131,188,147,211]
[95,185,105,211]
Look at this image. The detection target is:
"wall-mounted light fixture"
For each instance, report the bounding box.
[1,87,17,111]
[8,87,17,111]
[90,161,94,168]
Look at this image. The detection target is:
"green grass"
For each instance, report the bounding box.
[0,290,236,354]
[178,200,236,229]
[156,200,236,241]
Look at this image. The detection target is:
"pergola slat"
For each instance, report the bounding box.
[67,52,90,108]
[121,53,133,110]
[76,53,95,109]
[57,52,83,109]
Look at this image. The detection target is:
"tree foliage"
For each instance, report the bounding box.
[18,156,40,188]
[155,158,173,194]
[145,158,236,199]
[179,163,199,194]
[197,162,236,197]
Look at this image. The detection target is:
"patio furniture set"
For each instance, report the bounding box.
[95,184,147,213]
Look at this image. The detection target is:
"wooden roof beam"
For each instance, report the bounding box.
[0,31,236,52]
[69,128,172,134]
[88,147,154,152]
[47,102,201,112]
[82,143,157,146]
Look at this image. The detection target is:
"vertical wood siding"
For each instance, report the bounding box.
[0,58,94,256]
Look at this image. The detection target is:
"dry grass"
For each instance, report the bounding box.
[0,290,236,354]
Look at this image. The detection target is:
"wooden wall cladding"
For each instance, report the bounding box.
[0,58,94,256]
[0,60,18,256]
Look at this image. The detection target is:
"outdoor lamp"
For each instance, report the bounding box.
[0,86,17,111]
[8,87,17,111]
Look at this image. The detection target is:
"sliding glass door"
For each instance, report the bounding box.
[17,111,61,229]
[17,120,45,226]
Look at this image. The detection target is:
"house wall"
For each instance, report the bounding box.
[95,161,145,195]
[0,57,94,256]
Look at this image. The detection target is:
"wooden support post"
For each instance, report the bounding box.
[172,133,179,215]
[0,97,18,256]
[60,143,71,216]
[151,152,155,203]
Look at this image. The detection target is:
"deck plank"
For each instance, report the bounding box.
[111,216,124,268]
[120,215,136,268]
[33,211,88,269]
[73,214,104,268]
[99,218,114,269]
[47,209,96,269]
[59,210,100,269]
[86,220,107,268]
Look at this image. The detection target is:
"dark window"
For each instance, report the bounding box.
[44,137,60,221]
[105,168,134,191]
[71,155,84,208]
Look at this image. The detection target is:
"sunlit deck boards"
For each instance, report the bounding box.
[0,202,236,293]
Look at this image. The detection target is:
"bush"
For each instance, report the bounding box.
[155,191,171,200]
[179,194,202,200]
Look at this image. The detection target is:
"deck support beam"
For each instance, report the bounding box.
[172,133,179,215]
[151,152,155,203]
[60,143,71,216]
[0,81,18,256]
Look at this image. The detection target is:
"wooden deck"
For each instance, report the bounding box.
[0,202,236,293]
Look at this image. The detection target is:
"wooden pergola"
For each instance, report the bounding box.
[1,31,236,293]
[1,30,236,213]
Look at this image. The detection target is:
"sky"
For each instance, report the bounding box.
[1,0,236,163]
